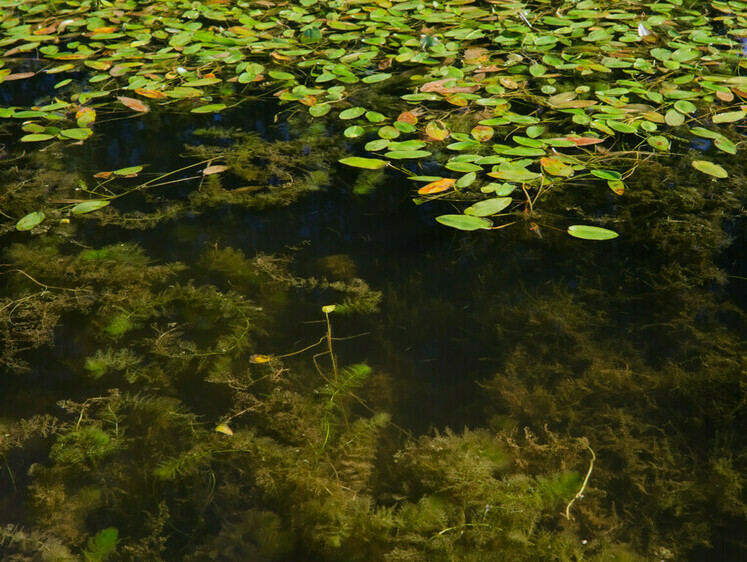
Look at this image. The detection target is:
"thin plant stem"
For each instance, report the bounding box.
[325,309,339,384]
[564,445,596,520]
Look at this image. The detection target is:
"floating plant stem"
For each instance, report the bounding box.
[564,445,596,520]
[323,304,339,383]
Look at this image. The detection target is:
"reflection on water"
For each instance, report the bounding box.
[1,100,745,560]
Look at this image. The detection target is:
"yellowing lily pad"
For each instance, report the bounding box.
[691,160,728,178]
[417,178,455,195]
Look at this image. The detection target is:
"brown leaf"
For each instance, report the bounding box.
[555,100,597,109]
[420,79,479,95]
[499,77,521,89]
[117,96,150,113]
[463,47,489,64]
[397,111,418,124]
[203,165,229,175]
[562,137,606,146]
[4,72,35,81]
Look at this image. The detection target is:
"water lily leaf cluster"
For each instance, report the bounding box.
[0,0,745,237]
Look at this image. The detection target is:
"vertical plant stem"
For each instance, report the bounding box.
[564,445,596,520]
[325,310,339,384]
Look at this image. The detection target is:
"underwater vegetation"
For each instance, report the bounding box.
[0,237,642,561]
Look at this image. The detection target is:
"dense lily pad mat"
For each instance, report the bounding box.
[0,0,745,235]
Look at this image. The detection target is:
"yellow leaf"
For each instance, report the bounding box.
[134,88,168,99]
[203,165,228,175]
[417,178,455,195]
[250,354,272,363]
[215,423,233,436]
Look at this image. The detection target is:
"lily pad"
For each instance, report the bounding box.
[487,169,541,182]
[20,133,55,142]
[344,125,364,138]
[464,197,512,217]
[59,128,93,140]
[72,200,110,214]
[712,111,745,124]
[114,166,143,176]
[191,104,227,113]
[647,136,670,152]
[385,150,432,160]
[16,211,45,231]
[339,157,389,170]
[540,157,574,177]
[424,120,449,140]
[436,214,492,231]
[567,225,619,240]
[691,160,728,178]
[339,107,366,120]
[417,178,455,195]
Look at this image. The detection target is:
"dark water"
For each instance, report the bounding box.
[1,89,745,560]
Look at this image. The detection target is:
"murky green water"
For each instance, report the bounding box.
[1,1,746,559]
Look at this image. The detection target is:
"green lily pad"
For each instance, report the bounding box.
[464,197,512,217]
[445,161,482,173]
[691,160,728,178]
[712,111,745,124]
[674,100,696,114]
[309,104,331,116]
[339,157,389,169]
[364,139,390,151]
[665,109,685,127]
[72,200,110,214]
[339,107,366,120]
[58,128,93,140]
[361,73,391,83]
[436,214,492,231]
[591,170,622,181]
[365,111,386,123]
[487,169,541,182]
[714,137,736,154]
[567,225,619,240]
[377,126,400,139]
[114,166,143,176]
[385,150,432,160]
[191,104,226,113]
[16,211,45,231]
[344,125,364,138]
[647,136,670,151]
[20,133,55,142]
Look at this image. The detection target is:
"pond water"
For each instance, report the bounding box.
[1,1,746,560]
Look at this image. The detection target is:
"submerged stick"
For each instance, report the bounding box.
[564,445,596,520]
